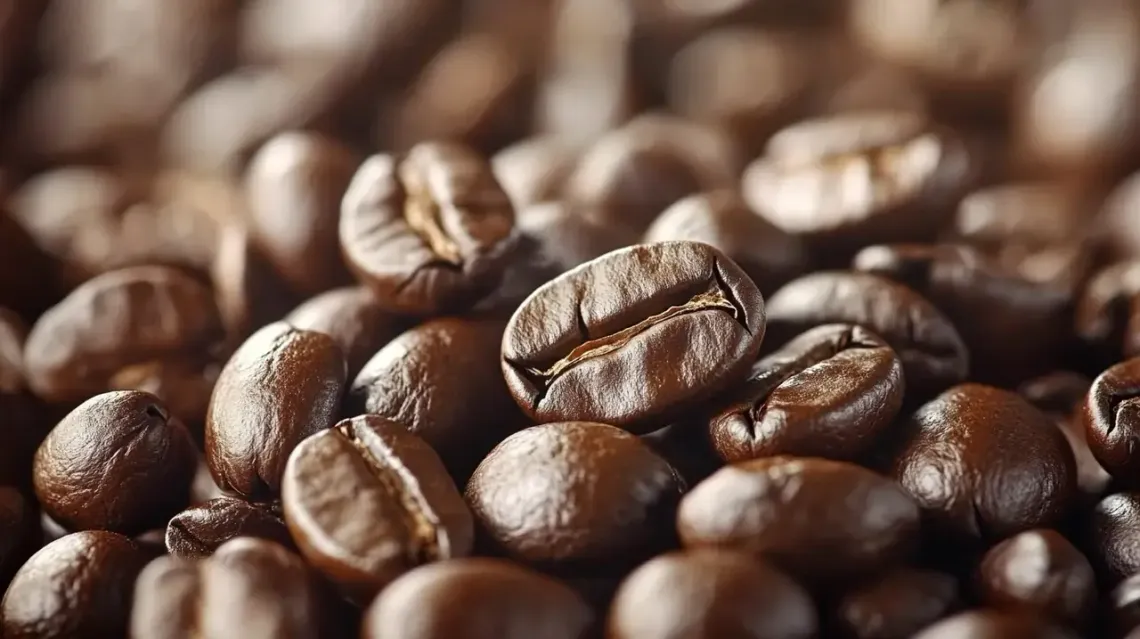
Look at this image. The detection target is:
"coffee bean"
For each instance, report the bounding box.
[765,271,969,395]
[491,135,579,210]
[339,141,518,315]
[33,390,197,534]
[502,241,764,432]
[211,221,300,342]
[1088,492,1140,585]
[1111,572,1140,636]
[109,358,220,446]
[2,531,151,639]
[678,456,920,585]
[206,322,346,502]
[1082,357,1140,483]
[281,415,473,603]
[835,569,959,639]
[466,422,684,571]
[742,111,974,256]
[607,549,817,639]
[284,286,405,381]
[245,131,358,296]
[24,265,223,403]
[891,384,1077,544]
[953,182,1094,291]
[166,497,294,560]
[853,243,1070,384]
[131,538,324,639]
[362,558,594,639]
[644,190,808,295]
[564,115,738,237]
[347,317,520,478]
[1076,261,1140,364]
[707,323,904,463]
[976,529,1095,627]
[911,610,1079,639]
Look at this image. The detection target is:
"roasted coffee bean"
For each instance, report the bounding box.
[502,241,764,432]
[347,317,519,478]
[206,322,346,502]
[34,390,197,534]
[0,487,38,589]
[1076,262,1140,364]
[515,201,626,275]
[1088,492,1140,585]
[911,610,1078,639]
[953,182,1095,291]
[284,286,405,381]
[976,529,1095,628]
[1111,572,1140,636]
[607,549,817,639]
[211,222,300,342]
[765,271,968,395]
[853,243,1070,384]
[339,141,518,315]
[1082,357,1140,483]
[891,384,1077,545]
[564,115,738,237]
[2,531,151,639]
[491,135,579,210]
[245,131,358,296]
[835,569,959,639]
[282,415,473,603]
[166,497,294,560]
[109,359,220,446]
[23,265,222,403]
[131,538,323,639]
[707,324,904,463]
[362,558,593,639]
[644,190,808,295]
[666,28,809,159]
[386,32,534,154]
[741,111,974,256]
[466,422,684,571]
[678,456,920,585]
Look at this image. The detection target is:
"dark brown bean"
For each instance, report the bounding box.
[976,529,1096,627]
[205,322,346,502]
[1082,357,1140,483]
[166,497,294,560]
[835,569,959,639]
[1088,492,1140,585]
[911,610,1078,639]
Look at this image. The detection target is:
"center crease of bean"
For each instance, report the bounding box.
[400,166,463,265]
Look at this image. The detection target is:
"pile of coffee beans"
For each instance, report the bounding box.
[7,0,1140,637]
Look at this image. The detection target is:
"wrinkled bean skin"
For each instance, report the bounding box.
[708,324,904,463]
[24,266,223,404]
[466,422,684,572]
[606,550,818,639]
[976,529,1096,628]
[284,286,405,381]
[33,390,198,535]
[911,611,1079,639]
[502,241,765,432]
[347,317,520,479]
[206,322,347,502]
[282,415,473,604]
[362,558,594,639]
[891,384,1077,545]
[165,498,294,560]
[677,456,920,585]
[644,190,808,295]
[246,131,359,296]
[835,569,959,639]
[1,531,151,639]
[1084,357,1140,483]
[339,142,518,315]
[1088,492,1140,586]
[765,271,968,395]
[130,538,324,639]
[742,111,975,257]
